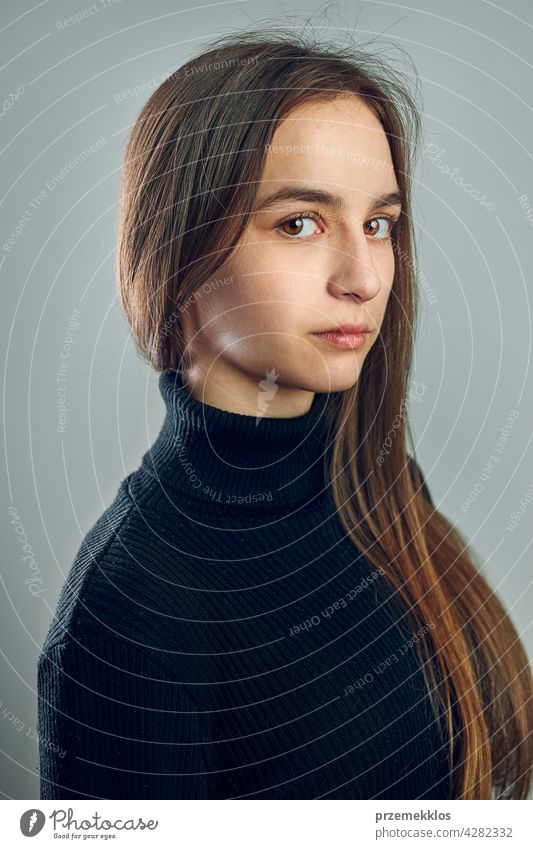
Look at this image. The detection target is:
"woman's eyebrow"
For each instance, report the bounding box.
[253,184,402,213]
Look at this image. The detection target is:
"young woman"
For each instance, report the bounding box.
[38,28,532,800]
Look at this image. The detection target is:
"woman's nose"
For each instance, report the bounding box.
[326,237,384,302]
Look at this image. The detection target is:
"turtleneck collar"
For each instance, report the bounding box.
[139,370,335,513]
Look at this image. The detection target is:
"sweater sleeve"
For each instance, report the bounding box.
[37,632,211,799]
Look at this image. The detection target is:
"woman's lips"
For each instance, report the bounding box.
[312,329,369,350]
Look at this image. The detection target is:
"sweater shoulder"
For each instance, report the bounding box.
[41,472,197,659]
[42,478,137,652]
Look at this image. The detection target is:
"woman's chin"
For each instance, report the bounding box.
[299,370,361,395]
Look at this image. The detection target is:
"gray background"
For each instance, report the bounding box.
[1,0,532,800]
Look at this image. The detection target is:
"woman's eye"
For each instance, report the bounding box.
[364,216,398,240]
[276,213,322,239]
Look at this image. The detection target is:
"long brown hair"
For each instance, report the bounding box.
[116,27,533,799]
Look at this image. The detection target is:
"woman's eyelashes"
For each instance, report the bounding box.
[275,210,400,241]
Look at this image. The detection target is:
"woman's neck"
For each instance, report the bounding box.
[179,361,318,419]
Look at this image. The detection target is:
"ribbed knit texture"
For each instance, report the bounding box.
[37,370,452,799]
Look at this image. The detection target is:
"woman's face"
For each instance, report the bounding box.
[180,94,401,415]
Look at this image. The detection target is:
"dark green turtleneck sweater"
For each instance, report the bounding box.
[37,370,451,799]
